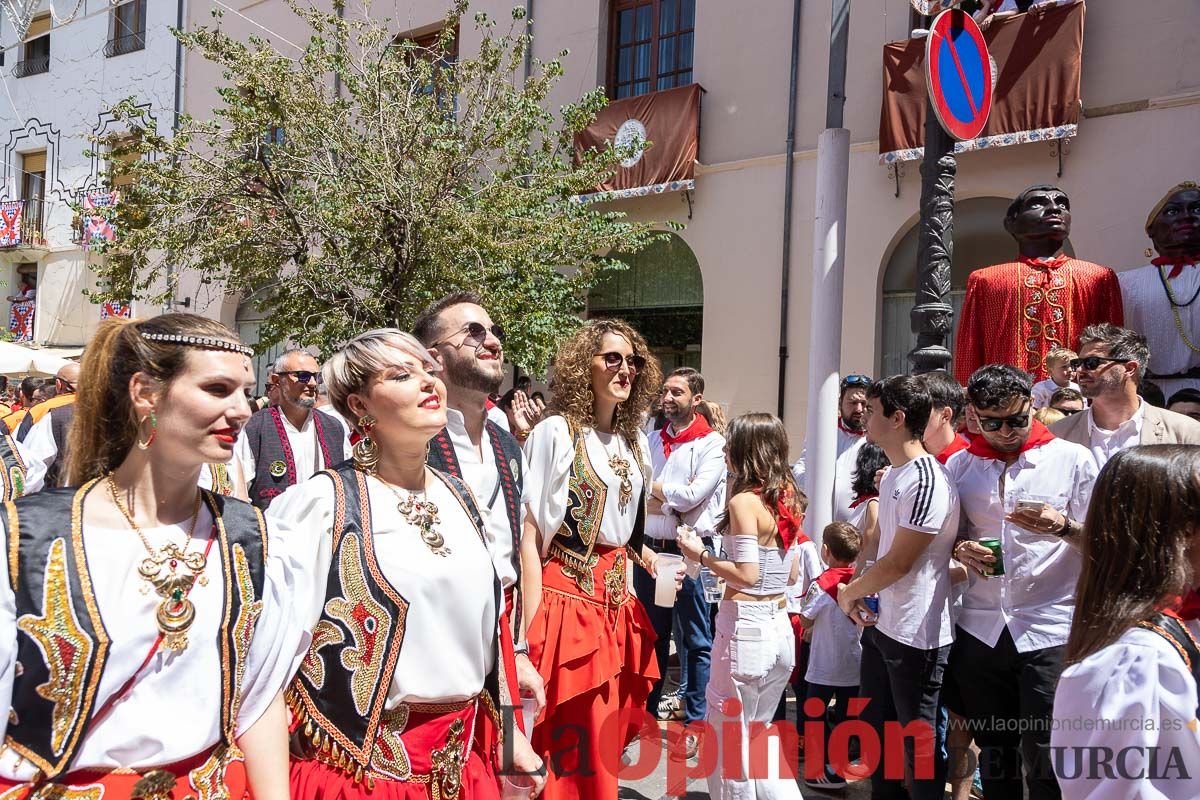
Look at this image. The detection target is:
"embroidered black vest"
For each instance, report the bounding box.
[1138,612,1200,718]
[0,431,26,501]
[2,482,268,780]
[245,406,347,509]
[547,426,647,584]
[44,404,75,490]
[286,463,504,784]
[427,421,524,627]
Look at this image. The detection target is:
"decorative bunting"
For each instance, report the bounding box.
[0,201,23,248]
[9,300,34,342]
[82,191,118,250]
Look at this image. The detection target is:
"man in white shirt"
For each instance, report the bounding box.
[637,367,726,740]
[792,374,871,526]
[945,364,1098,800]
[413,292,546,723]
[838,376,960,800]
[236,349,349,508]
[1049,324,1200,466]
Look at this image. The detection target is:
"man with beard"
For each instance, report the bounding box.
[792,374,871,529]
[236,348,348,508]
[1048,324,1200,467]
[943,364,1098,800]
[1119,182,1200,398]
[413,292,546,726]
[638,368,728,751]
[954,185,1123,384]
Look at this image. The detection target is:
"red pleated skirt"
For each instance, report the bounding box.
[526,545,659,800]
[0,746,248,799]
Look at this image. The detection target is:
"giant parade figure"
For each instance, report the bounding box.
[1119,182,1200,397]
[954,184,1124,384]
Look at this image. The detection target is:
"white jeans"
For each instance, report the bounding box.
[704,599,804,800]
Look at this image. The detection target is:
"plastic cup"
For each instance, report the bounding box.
[501,773,537,799]
[654,553,684,607]
[700,568,723,603]
[520,695,538,735]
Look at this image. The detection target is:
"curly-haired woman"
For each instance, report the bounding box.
[520,318,668,799]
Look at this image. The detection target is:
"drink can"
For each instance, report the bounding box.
[979,538,1004,576]
[862,595,880,615]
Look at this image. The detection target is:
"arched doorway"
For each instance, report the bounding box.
[879,197,1074,376]
[588,232,703,373]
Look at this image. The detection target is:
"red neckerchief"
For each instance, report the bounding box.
[817,566,856,602]
[849,493,877,509]
[753,487,807,550]
[485,397,497,410]
[1019,254,1071,287]
[966,420,1056,461]
[660,414,714,457]
[1172,589,1200,621]
[936,434,970,464]
[1152,255,1199,280]
[838,418,866,437]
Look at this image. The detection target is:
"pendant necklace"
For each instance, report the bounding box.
[107,475,207,652]
[374,470,451,556]
[599,432,633,513]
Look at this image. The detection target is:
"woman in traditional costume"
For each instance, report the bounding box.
[277,329,544,799]
[0,313,328,799]
[520,318,666,799]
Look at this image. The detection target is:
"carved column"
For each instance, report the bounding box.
[907,100,957,374]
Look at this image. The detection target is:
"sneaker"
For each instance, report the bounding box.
[804,771,848,791]
[657,694,685,721]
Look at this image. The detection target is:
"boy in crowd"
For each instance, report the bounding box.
[800,521,863,791]
[1030,348,1079,408]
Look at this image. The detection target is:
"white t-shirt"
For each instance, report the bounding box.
[1031,378,1080,409]
[801,575,862,687]
[875,454,960,650]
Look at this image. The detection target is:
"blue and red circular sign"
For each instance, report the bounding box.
[925,9,993,141]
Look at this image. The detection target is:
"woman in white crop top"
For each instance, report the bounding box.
[679,413,804,800]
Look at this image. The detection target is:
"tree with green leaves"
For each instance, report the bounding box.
[93,0,670,372]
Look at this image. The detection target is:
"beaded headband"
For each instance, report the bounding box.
[139,332,254,357]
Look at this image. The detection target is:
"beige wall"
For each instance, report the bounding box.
[183,1,1200,452]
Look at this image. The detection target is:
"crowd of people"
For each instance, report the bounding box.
[0,180,1194,800]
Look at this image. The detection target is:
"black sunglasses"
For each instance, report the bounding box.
[1069,356,1125,371]
[598,352,646,374]
[978,412,1030,433]
[1053,407,1082,416]
[435,321,505,349]
[279,370,322,385]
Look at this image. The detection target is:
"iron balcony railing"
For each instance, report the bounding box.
[12,55,49,78]
[104,32,145,58]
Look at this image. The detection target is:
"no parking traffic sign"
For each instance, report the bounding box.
[926,9,993,141]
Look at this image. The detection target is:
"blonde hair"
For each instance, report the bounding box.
[323,329,440,430]
[547,318,662,451]
[698,400,728,434]
[1045,348,1077,368]
[1034,406,1066,426]
[67,314,245,485]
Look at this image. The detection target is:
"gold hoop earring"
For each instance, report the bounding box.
[136,412,157,450]
[1145,247,1155,259]
[353,414,379,471]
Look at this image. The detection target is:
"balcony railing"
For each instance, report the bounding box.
[0,200,50,249]
[104,32,145,58]
[12,55,49,78]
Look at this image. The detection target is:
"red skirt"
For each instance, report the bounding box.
[0,745,248,799]
[290,698,500,800]
[526,545,659,800]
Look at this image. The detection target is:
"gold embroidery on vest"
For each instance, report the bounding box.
[300,619,345,691]
[229,545,263,721]
[370,703,412,781]
[16,538,94,756]
[326,533,392,716]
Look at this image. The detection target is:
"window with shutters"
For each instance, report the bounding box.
[106,0,147,58]
[20,151,46,235]
[14,14,50,77]
[608,0,694,100]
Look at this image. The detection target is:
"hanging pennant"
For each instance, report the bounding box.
[0,202,23,248]
[99,300,131,320]
[82,190,118,250]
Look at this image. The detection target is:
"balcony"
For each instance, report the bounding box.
[0,200,51,250]
[12,55,49,78]
[104,32,145,58]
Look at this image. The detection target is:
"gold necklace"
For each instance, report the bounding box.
[599,433,633,513]
[1159,265,1200,354]
[373,471,451,557]
[107,475,206,652]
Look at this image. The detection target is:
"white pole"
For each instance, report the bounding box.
[803,127,850,547]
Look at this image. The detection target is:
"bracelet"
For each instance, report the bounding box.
[513,641,530,656]
[514,428,531,442]
[699,550,707,567]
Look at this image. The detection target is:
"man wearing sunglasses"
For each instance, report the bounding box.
[1047,323,1200,467]
[943,364,1099,800]
[237,348,349,509]
[791,374,872,527]
[18,362,82,492]
[413,292,546,727]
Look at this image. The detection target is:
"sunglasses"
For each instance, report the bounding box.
[1053,407,1082,416]
[841,374,872,389]
[978,412,1030,433]
[1068,355,1125,371]
[279,370,322,385]
[598,352,646,374]
[434,321,505,349]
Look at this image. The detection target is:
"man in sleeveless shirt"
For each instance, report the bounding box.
[413,292,546,720]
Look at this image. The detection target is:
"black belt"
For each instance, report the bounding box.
[644,536,713,556]
[1148,367,1200,381]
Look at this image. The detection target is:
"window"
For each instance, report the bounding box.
[20,151,46,235]
[106,0,147,57]
[107,135,140,190]
[14,14,50,78]
[608,0,694,99]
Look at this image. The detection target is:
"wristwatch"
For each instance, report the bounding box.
[513,641,530,656]
[1053,517,1080,538]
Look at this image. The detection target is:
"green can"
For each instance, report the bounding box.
[978,538,1004,576]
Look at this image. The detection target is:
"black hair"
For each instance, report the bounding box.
[667,366,705,396]
[919,370,966,425]
[967,364,1033,410]
[18,376,43,404]
[839,374,872,400]
[412,290,486,346]
[867,376,932,439]
[1077,323,1151,382]
[1168,387,1200,408]
[851,442,890,499]
[1006,183,1064,220]
[1139,380,1166,409]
